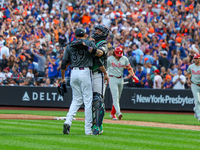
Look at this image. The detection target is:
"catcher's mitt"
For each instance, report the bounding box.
[58,82,67,96]
[69,40,83,48]
[69,40,88,50]
[70,40,95,51]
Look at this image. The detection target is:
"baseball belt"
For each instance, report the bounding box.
[109,75,122,79]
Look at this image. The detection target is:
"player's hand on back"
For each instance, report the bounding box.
[89,37,95,41]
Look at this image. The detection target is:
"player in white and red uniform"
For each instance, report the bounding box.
[187,53,200,121]
[107,47,139,120]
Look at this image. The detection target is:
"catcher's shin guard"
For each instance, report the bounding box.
[93,92,105,128]
[92,106,96,128]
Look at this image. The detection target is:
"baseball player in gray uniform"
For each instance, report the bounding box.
[187,53,200,121]
[107,47,139,120]
[61,28,107,135]
[90,25,109,135]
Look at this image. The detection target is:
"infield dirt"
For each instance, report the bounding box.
[1,114,200,131]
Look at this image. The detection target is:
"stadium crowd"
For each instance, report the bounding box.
[0,0,199,89]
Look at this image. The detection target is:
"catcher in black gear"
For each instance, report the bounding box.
[91,25,109,135]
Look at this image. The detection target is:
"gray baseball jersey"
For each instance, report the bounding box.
[92,40,108,72]
[107,55,130,76]
[63,39,95,68]
[187,64,200,84]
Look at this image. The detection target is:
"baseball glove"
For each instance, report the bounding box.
[69,40,83,48]
[70,40,90,50]
[58,82,67,96]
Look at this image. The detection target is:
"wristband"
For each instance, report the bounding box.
[91,48,97,55]
[128,67,133,71]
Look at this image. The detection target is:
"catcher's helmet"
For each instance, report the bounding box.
[91,25,109,41]
[114,47,123,57]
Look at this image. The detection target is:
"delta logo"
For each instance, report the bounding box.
[22,91,63,101]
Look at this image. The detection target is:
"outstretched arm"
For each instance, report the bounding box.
[87,47,104,57]
[126,64,139,83]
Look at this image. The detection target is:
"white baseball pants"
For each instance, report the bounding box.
[191,83,200,120]
[93,72,106,96]
[109,76,123,116]
[65,67,93,135]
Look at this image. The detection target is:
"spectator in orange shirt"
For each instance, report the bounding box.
[81,9,91,24]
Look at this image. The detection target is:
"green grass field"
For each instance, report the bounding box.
[0,109,200,150]
[0,109,199,125]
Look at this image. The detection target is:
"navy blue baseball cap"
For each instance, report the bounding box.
[75,28,86,37]
[170,41,175,45]
[149,46,153,49]
[39,49,45,55]
[91,18,96,22]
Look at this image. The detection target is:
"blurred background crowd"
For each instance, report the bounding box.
[0,0,199,89]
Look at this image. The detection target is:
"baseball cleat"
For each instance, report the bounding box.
[193,107,195,112]
[92,125,96,131]
[194,113,198,119]
[63,123,70,134]
[86,132,93,135]
[118,114,122,120]
[193,108,198,119]
[99,130,103,135]
[93,127,100,135]
[99,125,103,135]
[110,114,117,120]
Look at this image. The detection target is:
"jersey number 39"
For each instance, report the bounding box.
[72,50,85,62]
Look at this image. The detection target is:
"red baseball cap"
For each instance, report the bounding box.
[145,49,150,53]
[4,67,10,72]
[193,53,200,59]
[114,47,123,57]
[153,69,160,74]
[161,43,167,49]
